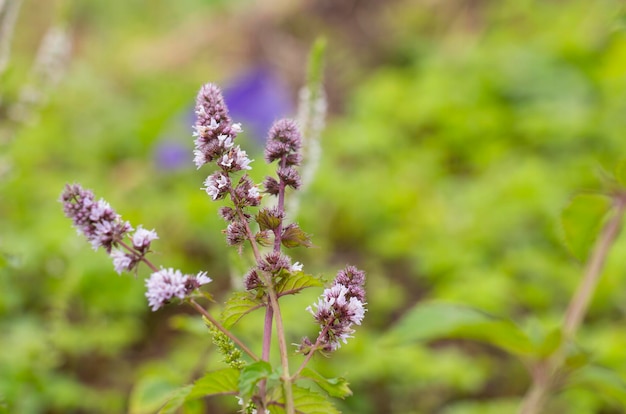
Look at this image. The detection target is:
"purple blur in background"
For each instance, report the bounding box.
[153,66,293,171]
[154,140,190,171]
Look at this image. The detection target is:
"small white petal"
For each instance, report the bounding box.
[111,249,132,274]
[290,262,303,272]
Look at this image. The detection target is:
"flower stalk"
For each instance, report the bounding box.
[62,73,365,413]
[518,193,626,414]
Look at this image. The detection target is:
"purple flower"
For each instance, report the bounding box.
[243,268,262,290]
[225,221,248,246]
[264,119,303,165]
[111,249,134,274]
[223,66,293,144]
[145,268,212,311]
[302,265,367,353]
[334,265,366,303]
[132,226,159,252]
[60,184,132,254]
[258,252,291,274]
[203,171,231,200]
[193,83,243,169]
[216,146,253,172]
[233,175,262,207]
[277,166,301,190]
[263,119,304,194]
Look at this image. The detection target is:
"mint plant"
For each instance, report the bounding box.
[383,166,626,413]
[61,61,365,413]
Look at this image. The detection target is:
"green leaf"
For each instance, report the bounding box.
[188,368,240,399]
[239,361,274,402]
[256,209,281,231]
[158,368,240,413]
[569,365,626,406]
[128,376,179,414]
[276,272,324,296]
[281,224,314,248]
[560,193,612,261]
[306,37,326,90]
[268,385,340,414]
[221,292,265,328]
[158,386,192,414]
[299,368,352,399]
[615,159,626,187]
[384,302,534,355]
[256,230,273,247]
[534,328,563,358]
[564,347,592,371]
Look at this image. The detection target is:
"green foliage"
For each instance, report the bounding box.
[187,368,240,398]
[4,0,626,412]
[281,224,314,248]
[275,271,324,296]
[239,361,276,403]
[560,194,613,261]
[220,292,265,329]
[268,385,341,414]
[384,302,535,356]
[129,376,182,414]
[299,368,352,399]
[615,160,626,187]
[156,368,240,413]
[568,365,626,408]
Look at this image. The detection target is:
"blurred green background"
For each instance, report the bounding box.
[3,0,626,413]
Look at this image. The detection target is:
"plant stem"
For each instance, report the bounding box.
[230,185,294,412]
[0,0,22,79]
[117,240,159,272]
[188,298,259,361]
[273,158,287,253]
[258,305,274,404]
[270,157,295,413]
[562,195,626,339]
[518,194,626,414]
[292,324,331,380]
[267,286,294,413]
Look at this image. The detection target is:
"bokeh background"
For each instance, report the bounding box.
[3,0,626,413]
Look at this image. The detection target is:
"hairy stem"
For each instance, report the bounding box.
[228,183,293,410]
[188,298,259,361]
[273,157,288,253]
[258,305,274,405]
[119,245,259,364]
[117,240,159,272]
[269,156,295,413]
[267,285,294,413]
[292,324,331,380]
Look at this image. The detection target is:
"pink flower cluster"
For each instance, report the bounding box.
[303,265,367,352]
